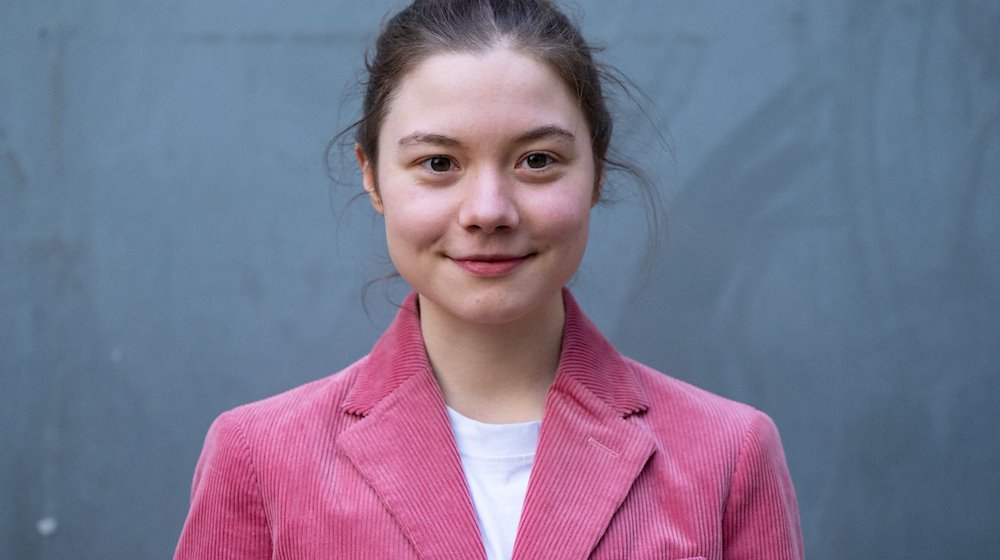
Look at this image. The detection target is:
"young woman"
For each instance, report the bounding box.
[174,1,804,558]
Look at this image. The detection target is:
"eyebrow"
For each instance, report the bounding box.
[396,125,577,149]
[397,132,463,148]
[514,125,577,145]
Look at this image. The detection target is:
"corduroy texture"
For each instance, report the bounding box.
[174,290,804,559]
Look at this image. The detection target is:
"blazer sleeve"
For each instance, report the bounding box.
[174,410,272,560]
[722,410,805,560]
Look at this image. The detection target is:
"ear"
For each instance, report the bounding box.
[591,171,604,207]
[355,143,384,214]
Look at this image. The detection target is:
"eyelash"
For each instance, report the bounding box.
[415,152,560,175]
[418,156,455,174]
[519,152,557,170]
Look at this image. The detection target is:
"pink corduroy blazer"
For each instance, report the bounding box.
[174,291,804,559]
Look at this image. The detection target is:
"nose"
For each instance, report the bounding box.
[457,169,519,233]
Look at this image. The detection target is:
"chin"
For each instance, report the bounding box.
[441,288,562,327]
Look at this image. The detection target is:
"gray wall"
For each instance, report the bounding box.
[2,1,997,558]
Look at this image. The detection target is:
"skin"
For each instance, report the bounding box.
[356,47,599,422]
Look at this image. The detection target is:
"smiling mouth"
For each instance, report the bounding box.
[450,254,531,277]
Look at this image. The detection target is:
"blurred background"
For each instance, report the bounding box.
[2,0,998,558]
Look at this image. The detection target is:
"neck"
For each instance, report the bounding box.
[418,292,566,423]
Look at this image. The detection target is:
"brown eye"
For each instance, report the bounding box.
[426,156,452,173]
[524,153,551,169]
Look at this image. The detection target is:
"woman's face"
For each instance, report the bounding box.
[358,48,597,327]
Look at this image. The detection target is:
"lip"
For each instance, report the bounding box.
[450,254,531,277]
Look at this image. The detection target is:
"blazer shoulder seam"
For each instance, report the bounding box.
[226,410,276,553]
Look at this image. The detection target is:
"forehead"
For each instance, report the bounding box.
[379,48,589,146]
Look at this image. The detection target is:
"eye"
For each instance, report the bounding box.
[522,152,554,170]
[421,156,453,173]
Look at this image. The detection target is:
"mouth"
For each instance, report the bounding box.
[449,253,532,277]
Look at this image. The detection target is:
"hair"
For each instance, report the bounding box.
[332,0,667,309]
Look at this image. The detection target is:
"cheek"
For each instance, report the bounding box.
[381,192,449,254]
[529,191,593,246]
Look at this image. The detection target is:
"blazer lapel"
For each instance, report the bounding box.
[338,295,485,559]
[512,291,655,559]
[337,290,652,560]
[511,381,655,559]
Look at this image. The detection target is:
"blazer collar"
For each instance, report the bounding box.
[337,293,485,558]
[338,290,654,559]
[342,289,650,417]
[341,293,428,416]
[514,290,655,558]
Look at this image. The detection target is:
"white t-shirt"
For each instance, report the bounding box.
[446,406,541,560]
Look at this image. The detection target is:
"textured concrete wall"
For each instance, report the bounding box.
[2,1,997,558]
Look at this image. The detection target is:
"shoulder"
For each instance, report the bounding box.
[627,357,762,429]
[623,358,788,470]
[208,357,366,451]
[187,356,371,510]
[611,356,804,557]
[176,355,370,558]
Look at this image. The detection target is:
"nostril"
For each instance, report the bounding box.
[458,190,519,232]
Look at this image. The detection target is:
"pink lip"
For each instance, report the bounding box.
[451,254,530,277]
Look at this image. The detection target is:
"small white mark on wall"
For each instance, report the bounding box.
[36,516,58,536]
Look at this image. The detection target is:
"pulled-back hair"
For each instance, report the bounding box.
[355,0,613,196]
